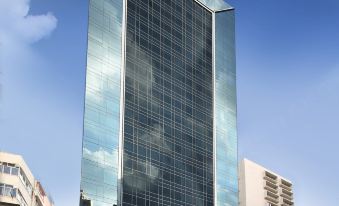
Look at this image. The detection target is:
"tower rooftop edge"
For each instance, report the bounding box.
[196,0,233,11]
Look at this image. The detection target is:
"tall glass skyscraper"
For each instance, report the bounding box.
[80,0,237,206]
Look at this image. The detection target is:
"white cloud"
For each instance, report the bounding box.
[0,0,57,46]
[83,147,118,167]
[0,0,57,116]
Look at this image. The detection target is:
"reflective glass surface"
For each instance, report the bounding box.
[197,0,232,11]
[123,0,214,205]
[81,1,237,206]
[81,0,123,205]
[215,10,238,206]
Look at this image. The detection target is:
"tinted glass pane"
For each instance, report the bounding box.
[11,188,16,197]
[215,10,238,206]
[11,167,19,176]
[81,0,123,205]
[4,166,10,174]
[123,0,214,205]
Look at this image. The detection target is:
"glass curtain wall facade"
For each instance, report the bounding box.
[123,0,213,205]
[81,0,123,205]
[214,10,238,206]
[80,0,237,206]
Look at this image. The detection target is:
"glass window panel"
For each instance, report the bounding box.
[215,9,238,206]
[3,166,10,174]
[11,167,19,176]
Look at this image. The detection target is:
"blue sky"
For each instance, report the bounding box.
[0,0,339,205]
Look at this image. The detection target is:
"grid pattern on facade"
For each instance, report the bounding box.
[122,0,214,205]
[81,0,123,205]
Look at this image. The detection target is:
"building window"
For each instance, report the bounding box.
[4,165,11,174]
[0,162,20,176]
[11,167,19,175]
[0,162,33,194]
[0,183,16,197]
[19,169,33,195]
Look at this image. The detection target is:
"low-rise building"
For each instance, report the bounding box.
[239,159,294,206]
[0,152,54,206]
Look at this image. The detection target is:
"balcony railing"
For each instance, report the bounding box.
[265,171,278,180]
[281,179,292,187]
[265,195,279,204]
[267,191,279,199]
[281,188,293,196]
[264,175,278,184]
[281,197,294,206]
[280,192,293,201]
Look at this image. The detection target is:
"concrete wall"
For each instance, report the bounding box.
[239,159,293,206]
[0,152,54,206]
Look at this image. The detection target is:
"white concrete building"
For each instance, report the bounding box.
[0,152,54,206]
[239,159,294,206]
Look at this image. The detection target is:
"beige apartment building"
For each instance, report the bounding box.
[0,152,53,206]
[239,159,294,206]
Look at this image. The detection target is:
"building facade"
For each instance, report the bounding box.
[0,152,54,206]
[80,0,237,205]
[239,159,294,206]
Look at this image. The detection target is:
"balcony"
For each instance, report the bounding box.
[265,190,279,205]
[281,204,293,206]
[280,179,292,188]
[280,192,293,201]
[281,197,294,206]
[264,175,278,184]
[281,188,293,196]
[264,181,278,194]
[267,191,279,199]
[265,171,278,180]
[265,196,279,204]
[279,179,292,192]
